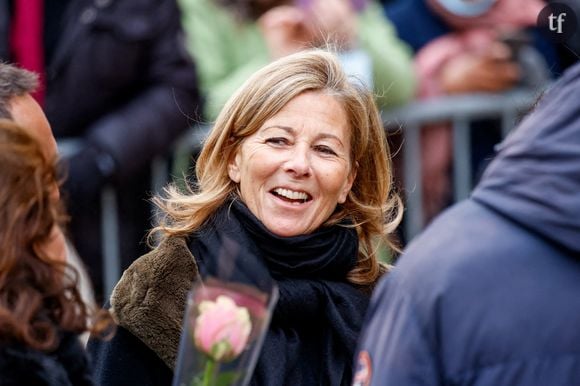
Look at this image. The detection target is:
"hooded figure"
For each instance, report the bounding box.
[353,62,580,385]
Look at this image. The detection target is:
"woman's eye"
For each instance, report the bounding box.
[315,145,337,156]
[266,137,289,146]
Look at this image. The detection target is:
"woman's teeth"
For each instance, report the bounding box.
[272,188,310,202]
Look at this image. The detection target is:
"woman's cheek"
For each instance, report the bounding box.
[44,225,67,264]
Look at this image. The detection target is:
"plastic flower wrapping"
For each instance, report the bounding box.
[172,278,278,386]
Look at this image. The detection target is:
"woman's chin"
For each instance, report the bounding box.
[263,220,310,238]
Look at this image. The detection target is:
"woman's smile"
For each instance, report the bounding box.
[270,187,312,204]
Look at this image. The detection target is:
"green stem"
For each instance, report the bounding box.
[202,358,216,386]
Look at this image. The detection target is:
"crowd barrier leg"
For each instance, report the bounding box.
[452,117,472,202]
[101,186,120,299]
[502,110,518,138]
[403,122,423,240]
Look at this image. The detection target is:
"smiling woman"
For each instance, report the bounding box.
[88,49,403,386]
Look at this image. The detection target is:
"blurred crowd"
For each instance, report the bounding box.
[0,0,576,300]
[0,0,579,384]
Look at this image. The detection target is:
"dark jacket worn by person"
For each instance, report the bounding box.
[354,63,580,385]
[0,333,94,386]
[43,0,202,298]
[88,200,370,386]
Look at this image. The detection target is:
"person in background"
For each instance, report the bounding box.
[0,0,203,300]
[385,0,559,68]
[412,0,552,96]
[88,49,403,386]
[0,62,96,327]
[0,120,111,386]
[179,0,415,120]
[353,62,580,385]
[0,61,56,163]
[385,0,557,223]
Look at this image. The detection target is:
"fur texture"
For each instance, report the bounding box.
[110,237,199,368]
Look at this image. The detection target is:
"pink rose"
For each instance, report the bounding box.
[194,295,252,362]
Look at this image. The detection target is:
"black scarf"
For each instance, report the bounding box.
[0,332,94,386]
[188,200,370,386]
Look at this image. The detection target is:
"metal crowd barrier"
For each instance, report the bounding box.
[57,140,121,299]
[382,88,543,240]
[57,88,543,296]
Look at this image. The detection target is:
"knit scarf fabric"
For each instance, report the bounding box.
[188,200,370,385]
[0,332,93,386]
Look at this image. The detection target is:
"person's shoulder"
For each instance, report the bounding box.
[386,196,569,312]
[109,236,199,368]
[111,236,197,316]
[389,200,522,292]
[364,199,522,347]
[128,237,196,278]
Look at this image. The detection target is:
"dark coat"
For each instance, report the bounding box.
[87,325,173,386]
[0,333,94,386]
[355,63,580,385]
[45,0,201,179]
[43,0,202,297]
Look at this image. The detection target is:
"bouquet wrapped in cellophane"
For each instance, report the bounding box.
[172,278,277,386]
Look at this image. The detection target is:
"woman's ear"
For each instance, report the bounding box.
[338,162,357,204]
[228,151,241,183]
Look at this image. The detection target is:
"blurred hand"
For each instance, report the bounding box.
[258,6,316,60]
[439,42,521,94]
[307,0,357,49]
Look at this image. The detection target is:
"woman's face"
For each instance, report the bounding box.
[228,91,356,237]
[44,225,67,263]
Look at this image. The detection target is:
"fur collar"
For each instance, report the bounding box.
[110,237,198,369]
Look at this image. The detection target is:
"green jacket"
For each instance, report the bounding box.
[179,0,416,120]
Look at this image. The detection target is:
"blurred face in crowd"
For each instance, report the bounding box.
[8,93,66,263]
[228,91,356,236]
[9,93,58,164]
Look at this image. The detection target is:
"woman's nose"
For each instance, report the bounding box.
[283,145,312,177]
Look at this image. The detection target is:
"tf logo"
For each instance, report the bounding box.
[353,351,373,386]
[537,2,578,43]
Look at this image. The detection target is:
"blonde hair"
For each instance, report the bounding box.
[152,49,402,287]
